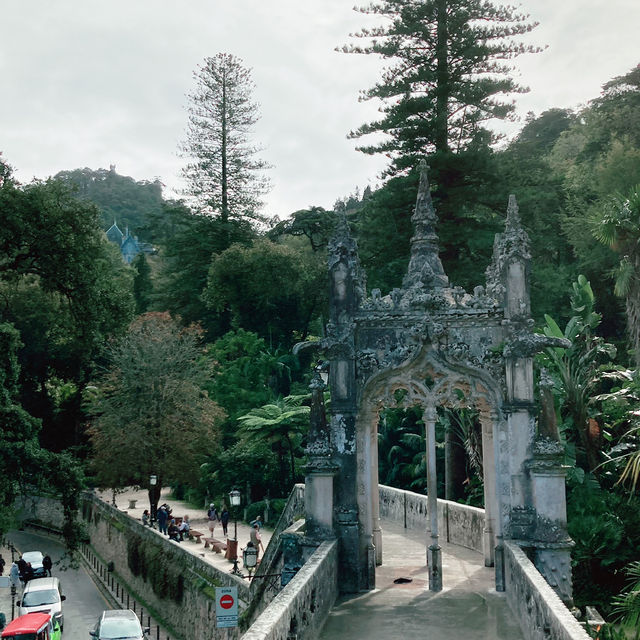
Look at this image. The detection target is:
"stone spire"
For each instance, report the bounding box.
[402,160,449,291]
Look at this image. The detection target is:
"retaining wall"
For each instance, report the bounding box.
[18,493,249,640]
[242,540,338,640]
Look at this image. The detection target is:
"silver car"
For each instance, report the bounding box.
[90,610,149,640]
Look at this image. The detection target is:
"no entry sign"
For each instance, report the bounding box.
[216,587,238,628]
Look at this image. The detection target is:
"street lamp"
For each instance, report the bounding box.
[149,475,158,524]
[229,489,242,576]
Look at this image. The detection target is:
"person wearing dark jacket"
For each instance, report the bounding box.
[42,555,52,577]
[220,507,230,537]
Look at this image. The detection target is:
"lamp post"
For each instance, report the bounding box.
[229,489,242,576]
[149,475,158,524]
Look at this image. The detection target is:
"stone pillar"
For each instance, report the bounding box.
[326,211,371,593]
[479,410,497,567]
[529,438,574,606]
[368,414,382,566]
[424,406,442,591]
[305,373,338,540]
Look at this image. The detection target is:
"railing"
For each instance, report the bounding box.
[22,517,175,640]
[80,542,175,640]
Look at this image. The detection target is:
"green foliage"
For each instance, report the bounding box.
[86,312,225,494]
[204,239,325,349]
[55,167,164,239]
[181,53,270,226]
[203,329,296,432]
[244,499,286,525]
[341,0,540,174]
[268,206,338,253]
[540,276,616,472]
[237,394,310,491]
[131,253,153,314]
[152,201,254,337]
[127,535,184,604]
[568,479,640,614]
[612,561,640,638]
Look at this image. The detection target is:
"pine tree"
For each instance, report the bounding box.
[181,53,270,234]
[340,0,541,175]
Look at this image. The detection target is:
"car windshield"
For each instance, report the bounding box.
[22,589,59,606]
[99,619,142,639]
[22,553,43,564]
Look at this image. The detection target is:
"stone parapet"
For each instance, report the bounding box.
[378,485,484,553]
[503,542,589,640]
[242,540,338,640]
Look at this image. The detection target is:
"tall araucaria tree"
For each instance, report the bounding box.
[340,0,542,175]
[181,53,270,238]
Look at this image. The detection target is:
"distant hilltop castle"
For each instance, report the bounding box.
[105,221,156,264]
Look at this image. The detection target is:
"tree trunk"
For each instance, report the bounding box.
[434,0,450,154]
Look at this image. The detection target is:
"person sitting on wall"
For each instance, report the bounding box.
[178,515,190,541]
[142,510,151,527]
[168,519,180,542]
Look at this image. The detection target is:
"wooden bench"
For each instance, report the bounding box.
[189,530,204,543]
[203,537,227,553]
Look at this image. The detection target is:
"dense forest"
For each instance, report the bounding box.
[2,18,640,632]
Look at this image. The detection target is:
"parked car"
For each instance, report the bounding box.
[21,552,46,579]
[17,577,65,631]
[1,612,61,640]
[90,610,149,640]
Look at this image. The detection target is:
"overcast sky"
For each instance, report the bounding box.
[1,1,638,219]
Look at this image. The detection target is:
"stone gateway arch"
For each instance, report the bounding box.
[303,162,574,605]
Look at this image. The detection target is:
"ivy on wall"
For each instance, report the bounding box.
[127,534,184,604]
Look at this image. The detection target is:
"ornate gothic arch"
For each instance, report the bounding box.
[303,161,575,605]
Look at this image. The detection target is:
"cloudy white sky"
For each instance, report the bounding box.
[1,1,638,219]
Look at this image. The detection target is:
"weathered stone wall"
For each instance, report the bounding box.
[242,540,338,640]
[18,493,250,640]
[81,494,250,640]
[378,485,484,553]
[503,542,589,640]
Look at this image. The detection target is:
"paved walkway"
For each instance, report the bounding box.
[95,486,272,575]
[319,519,524,640]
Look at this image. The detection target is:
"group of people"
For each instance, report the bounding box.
[138,499,266,559]
[142,504,192,543]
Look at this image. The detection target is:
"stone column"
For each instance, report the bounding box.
[424,406,442,591]
[371,416,383,566]
[479,410,497,567]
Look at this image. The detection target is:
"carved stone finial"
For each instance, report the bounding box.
[505,194,521,232]
[402,160,449,291]
[538,369,561,442]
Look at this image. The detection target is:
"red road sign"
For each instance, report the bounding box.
[220,594,234,610]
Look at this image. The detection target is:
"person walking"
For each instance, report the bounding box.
[250,524,264,559]
[157,505,169,535]
[0,553,5,576]
[42,555,52,577]
[207,504,219,537]
[220,507,230,537]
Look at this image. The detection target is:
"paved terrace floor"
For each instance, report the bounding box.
[319,519,524,640]
[95,486,273,575]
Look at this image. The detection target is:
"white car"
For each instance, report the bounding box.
[17,576,66,630]
[21,551,46,578]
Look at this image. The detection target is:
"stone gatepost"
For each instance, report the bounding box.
[326,212,373,593]
[528,438,574,606]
